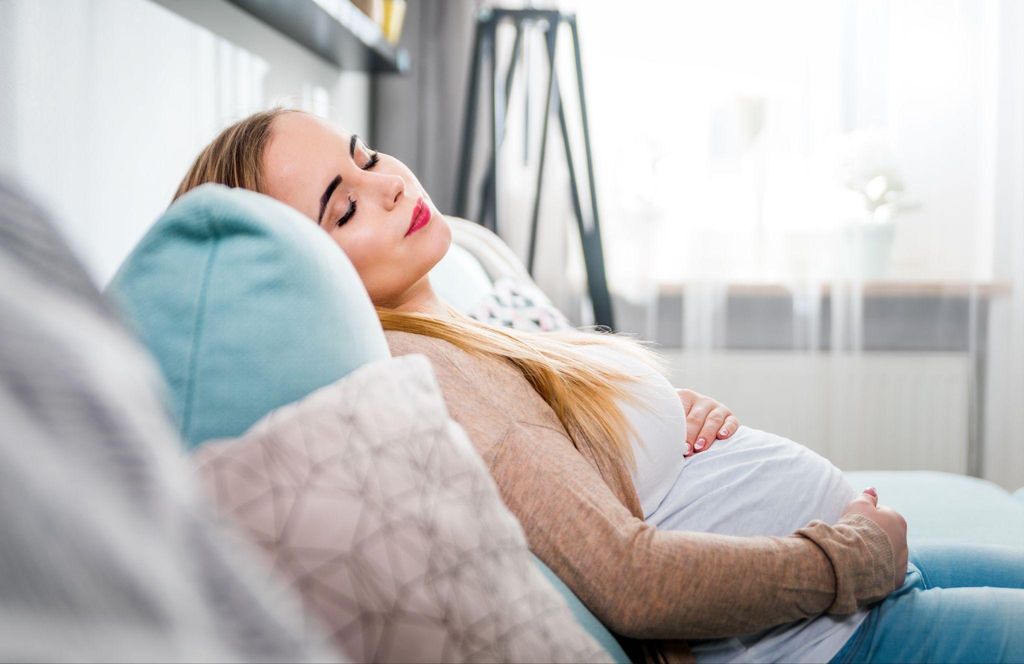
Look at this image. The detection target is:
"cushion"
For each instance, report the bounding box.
[467,276,574,332]
[108,184,389,448]
[845,471,1024,548]
[430,242,494,313]
[530,554,631,662]
[194,354,613,663]
[0,177,332,660]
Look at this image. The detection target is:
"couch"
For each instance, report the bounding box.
[100,187,1022,663]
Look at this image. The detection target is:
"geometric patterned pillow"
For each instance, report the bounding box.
[467,276,574,332]
[193,354,611,663]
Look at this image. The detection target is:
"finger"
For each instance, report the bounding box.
[717,415,740,439]
[682,441,693,457]
[676,388,698,414]
[846,491,878,511]
[685,403,709,445]
[695,408,728,452]
[861,487,879,506]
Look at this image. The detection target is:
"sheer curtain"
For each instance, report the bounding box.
[503,0,1024,488]
[982,0,1024,490]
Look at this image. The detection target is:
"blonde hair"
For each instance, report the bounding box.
[173,108,296,202]
[174,108,666,475]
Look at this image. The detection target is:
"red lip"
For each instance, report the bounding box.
[405,198,431,237]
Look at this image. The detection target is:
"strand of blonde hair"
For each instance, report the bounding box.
[377,306,666,475]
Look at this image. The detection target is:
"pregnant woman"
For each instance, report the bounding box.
[174,108,1024,663]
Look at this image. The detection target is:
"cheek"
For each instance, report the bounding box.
[337,234,410,304]
[328,228,391,275]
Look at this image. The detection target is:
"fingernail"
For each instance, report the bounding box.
[719,427,729,437]
[695,438,706,451]
[863,486,877,496]
[683,443,692,455]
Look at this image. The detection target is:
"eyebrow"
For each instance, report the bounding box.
[318,174,342,224]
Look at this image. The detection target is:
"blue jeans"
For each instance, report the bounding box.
[831,544,1024,663]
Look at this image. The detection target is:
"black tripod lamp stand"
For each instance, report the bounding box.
[453,8,615,331]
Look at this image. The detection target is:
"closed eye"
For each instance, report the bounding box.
[336,197,356,227]
[334,146,380,227]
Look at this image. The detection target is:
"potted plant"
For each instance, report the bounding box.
[834,129,919,279]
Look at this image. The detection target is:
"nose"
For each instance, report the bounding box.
[380,174,405,211]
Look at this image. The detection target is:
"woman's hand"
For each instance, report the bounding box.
[675,388,739,456]
[842,487,909,590]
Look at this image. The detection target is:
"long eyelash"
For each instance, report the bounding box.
[334,152,377,227]
[336,198,356,227]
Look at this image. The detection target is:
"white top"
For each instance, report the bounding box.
[577,345,868,664]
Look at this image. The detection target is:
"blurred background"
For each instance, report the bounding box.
[2,0,1022,490]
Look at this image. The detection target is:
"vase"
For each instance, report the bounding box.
[842,221,896,279]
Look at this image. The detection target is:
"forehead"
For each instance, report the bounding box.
[262,113,351,221]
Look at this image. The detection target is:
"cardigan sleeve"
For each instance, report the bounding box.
[490,421,895,640]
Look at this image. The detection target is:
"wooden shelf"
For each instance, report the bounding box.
[228,0,409,73]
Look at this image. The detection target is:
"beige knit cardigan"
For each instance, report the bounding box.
[385,330,897,663]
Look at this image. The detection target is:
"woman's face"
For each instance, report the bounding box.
[262,112,450,308]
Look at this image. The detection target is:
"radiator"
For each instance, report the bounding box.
[662,351,971,474]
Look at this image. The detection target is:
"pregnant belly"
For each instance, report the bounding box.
[645,425,857,537]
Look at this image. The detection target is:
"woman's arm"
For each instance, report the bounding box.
[386,330,899,641]
[492,423,897,640]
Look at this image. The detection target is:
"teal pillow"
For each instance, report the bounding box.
[531,555,632,663]
[108,184,389,449]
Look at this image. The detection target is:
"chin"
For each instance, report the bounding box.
[425,214,453,265]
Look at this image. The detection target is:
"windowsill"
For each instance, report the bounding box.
[655,280,1013,298]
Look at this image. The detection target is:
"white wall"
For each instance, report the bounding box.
[0,0,371,286]
[665,351,971,476]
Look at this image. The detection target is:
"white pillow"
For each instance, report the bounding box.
[430,243,494,312]
[193,354,610,663]
[468,276,574,332]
